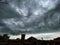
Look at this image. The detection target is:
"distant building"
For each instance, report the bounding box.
[3,34,9,39]
[41,37,43,40]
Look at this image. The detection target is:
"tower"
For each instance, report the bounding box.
[21,34,25,40]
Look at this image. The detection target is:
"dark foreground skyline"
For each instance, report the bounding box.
[0,34,60,45]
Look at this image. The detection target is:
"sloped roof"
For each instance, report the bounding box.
[27,36,37,41]
[54,37,60,40]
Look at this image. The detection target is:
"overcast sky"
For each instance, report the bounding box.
[0,0,60,40]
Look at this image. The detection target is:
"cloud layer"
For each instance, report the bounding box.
[0,0,60,35]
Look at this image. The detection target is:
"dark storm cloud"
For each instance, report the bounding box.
[44,4,60,29]
[0,3,20,19]
[0,0,60,35]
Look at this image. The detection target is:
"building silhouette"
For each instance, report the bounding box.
[21,34,25,40]
[0,34,60,45]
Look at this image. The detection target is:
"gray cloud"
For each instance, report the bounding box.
[0,0,60,35]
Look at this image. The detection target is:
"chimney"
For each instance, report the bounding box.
[21,34,25,40]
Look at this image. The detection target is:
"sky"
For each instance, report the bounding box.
[0,0,60,40]
[9,32,60,40]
